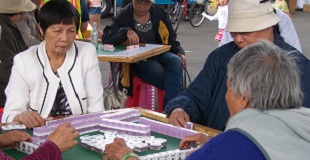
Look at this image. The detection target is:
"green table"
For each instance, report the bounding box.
[96,43,171,63]
[2,109,221,160]
[3,125,181,159]
[96,43,171,100]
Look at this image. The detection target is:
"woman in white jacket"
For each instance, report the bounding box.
[2,0,104,128]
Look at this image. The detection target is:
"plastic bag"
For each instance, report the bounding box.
[103,88,127,110]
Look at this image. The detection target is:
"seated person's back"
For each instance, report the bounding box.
[0,0,35,109]
[166,0,310,131]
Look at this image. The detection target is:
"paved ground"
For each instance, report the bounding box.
[98,10,310,88]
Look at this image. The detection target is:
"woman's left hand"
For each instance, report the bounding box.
[178,53,187,68]
[103,138,133,160]
[13,111,45,129]
[179,133,211,149]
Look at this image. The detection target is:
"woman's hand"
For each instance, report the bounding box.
[0,130,32,149]
[179,133,211,149]
[127,30,139,44]
[178,53,187,68]
[46,122,79,152]
[13,111,45,129]
[103,138,134,160]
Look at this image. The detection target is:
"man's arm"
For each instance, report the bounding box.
[101,13,132,44]
[166,49,222,125]
[80,0,89,32]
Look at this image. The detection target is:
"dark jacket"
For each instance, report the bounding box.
[165,32,310,131]
[102,3,185,55]
[0,14,28,107]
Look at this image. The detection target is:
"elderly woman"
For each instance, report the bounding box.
[0,0,36,112]
[2,0,104,128]
[102,0,186,107]
[102,40,310,160]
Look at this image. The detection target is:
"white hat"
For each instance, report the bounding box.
[0,0,36,14]
[225,0,281,32]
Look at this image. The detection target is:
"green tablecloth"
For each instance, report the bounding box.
[96,44,127,56]
[3,130,181,160]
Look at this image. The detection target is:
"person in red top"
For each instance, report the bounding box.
[0,122,79,160]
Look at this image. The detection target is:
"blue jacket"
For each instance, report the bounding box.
[165,32,310,131]
[186,130,266,160]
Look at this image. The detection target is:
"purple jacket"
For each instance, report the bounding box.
[0,140,62,160]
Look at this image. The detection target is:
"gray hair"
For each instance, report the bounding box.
[227,40,303,111]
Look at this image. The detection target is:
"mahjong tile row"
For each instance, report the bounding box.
[80,132,167,154]
[140,147,199,160]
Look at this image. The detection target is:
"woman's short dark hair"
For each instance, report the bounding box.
[38,0,80,33]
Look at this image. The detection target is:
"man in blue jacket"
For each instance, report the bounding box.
[166,0,310,131]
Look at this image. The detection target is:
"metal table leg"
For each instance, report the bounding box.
[110,62,119,100]
[114,0,117,17]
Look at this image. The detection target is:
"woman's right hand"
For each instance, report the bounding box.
[13,111,45,129]
[46,122,79,152]
[103,138,134,160]
[179,133,211,149]
[0,130,32,149]
[127,30,139,44]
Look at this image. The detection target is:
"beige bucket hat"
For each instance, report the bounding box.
[0,0,36,14]
[225,0,281,32]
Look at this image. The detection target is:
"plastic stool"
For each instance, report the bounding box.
[0,107,3,122]
[125,76,165,113]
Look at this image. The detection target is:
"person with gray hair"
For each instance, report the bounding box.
[103,40,310,160]
[226,40,303,112]
[179,40,310,160]
[166,0,310,131]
